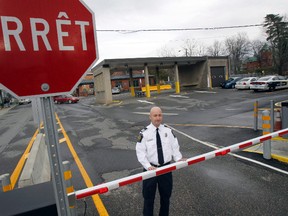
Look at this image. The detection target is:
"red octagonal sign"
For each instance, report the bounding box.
[0,0,98,97]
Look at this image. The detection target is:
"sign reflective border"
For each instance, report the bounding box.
[0,0,98,98]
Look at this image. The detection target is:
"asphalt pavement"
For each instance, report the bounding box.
[81,91,288,166]
[1,93,287,165]
[0,105,14,117]
[1,92,288,215]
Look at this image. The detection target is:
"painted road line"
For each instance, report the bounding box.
[112,100,123,106]
[168,124,288,175]
[137,100,154,104]
[133,112,179,116]
[167,124,218,150]
[59,137,66,144]
[55,114,109,216]
[168,123,253,129]
[169,95,189,98]
[273,136,288,141]
[194,91,217,94]
[225,108,240,111]
[10,128,39,189]
[231,153,288,175]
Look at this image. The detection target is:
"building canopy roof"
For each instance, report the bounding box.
[93,56,228,72]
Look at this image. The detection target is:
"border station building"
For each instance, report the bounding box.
[92,56,229,104]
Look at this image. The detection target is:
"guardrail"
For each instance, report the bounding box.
[68,128,288,201]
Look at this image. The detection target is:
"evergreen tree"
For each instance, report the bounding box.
[264,14,288,75]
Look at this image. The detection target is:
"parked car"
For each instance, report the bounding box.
[220,77,242,89]
[19,98,31,105]
[250,75,288,92]
[54,95,79,104]
[235,77,258,90]
[111,87,121,94]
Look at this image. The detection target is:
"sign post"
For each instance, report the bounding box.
[0,0,98,215]
[41,97,71,215]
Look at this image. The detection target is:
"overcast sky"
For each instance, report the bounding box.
[83,0,288,62]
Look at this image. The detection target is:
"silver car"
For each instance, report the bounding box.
[111,87,121,94]
[235,77,258,90]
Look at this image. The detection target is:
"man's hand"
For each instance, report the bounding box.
[147,166,157,170]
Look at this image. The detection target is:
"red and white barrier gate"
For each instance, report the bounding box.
[68,128,288,201]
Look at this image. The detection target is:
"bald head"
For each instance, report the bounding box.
[149,106,163,128]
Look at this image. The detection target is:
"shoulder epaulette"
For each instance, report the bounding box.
[137,127,147,142]
[164,124,176,137]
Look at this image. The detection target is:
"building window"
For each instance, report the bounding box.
[133,80,139,87]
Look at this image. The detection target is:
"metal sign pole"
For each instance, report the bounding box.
[40,97,71,216]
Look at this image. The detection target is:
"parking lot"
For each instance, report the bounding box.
[1,87,288,215]
[64,87,288,215]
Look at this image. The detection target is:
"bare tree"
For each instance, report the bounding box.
[179,39,198,56]
[179,39,208,56]
[225,32,251,74]
[157,45,178,57]
[206,40,226,56]
[197,43,207,56]
[250,39,267,61]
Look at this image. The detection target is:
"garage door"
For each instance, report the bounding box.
[211,67,225,87]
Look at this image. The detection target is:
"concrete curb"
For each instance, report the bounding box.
[244,148,288,164]
[18,133,50,187]
[244,138,288,164]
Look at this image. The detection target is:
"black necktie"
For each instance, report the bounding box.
[156,128,164,165]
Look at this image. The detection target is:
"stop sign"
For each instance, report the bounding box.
[0,0,98,97]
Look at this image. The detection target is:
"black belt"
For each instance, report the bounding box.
[150,162,170,168]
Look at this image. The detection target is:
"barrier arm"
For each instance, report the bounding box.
[68,128,288,201]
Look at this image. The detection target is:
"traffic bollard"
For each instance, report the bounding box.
[274,110,282,131]
[0,173,12,192]
[63,161,76,216]
[262,110,271,159]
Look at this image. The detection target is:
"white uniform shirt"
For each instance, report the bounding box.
[136,123,183,170]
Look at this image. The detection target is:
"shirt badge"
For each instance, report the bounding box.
[137,134,143,142]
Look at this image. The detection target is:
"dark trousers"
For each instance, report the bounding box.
[142,172,173,216]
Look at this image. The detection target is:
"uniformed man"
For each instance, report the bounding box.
[136,106,186,216]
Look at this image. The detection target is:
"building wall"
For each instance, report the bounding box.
[111,70,155,92]
[178,57,228,89]
[93,67,113,104]
[208,58,229,85]
[77,73,94,96]
[78,84,94,96]
[179,63,204,87]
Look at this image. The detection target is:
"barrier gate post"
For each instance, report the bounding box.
[281,102,288,139]
[262,110,271,159]
[254,101,258,131]
[270,100,274,132]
